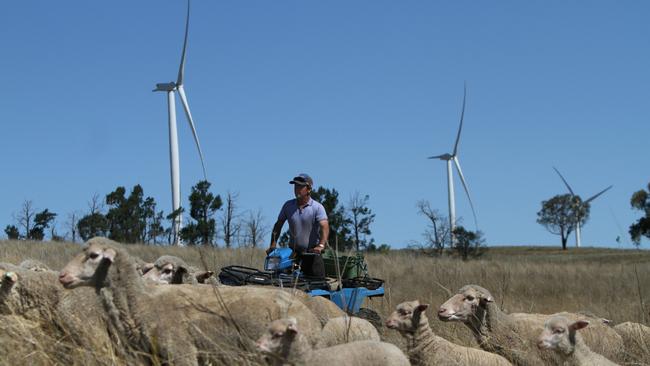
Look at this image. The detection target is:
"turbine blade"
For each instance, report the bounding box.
[177,0,191,86]
[453,157,478,229]
[427,154,448,160]
[553,167,575,196]
[585,185,613,203]
[177,85,207,180]
[452,83,467,156]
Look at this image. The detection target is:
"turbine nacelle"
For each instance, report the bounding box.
[153,82,177,92]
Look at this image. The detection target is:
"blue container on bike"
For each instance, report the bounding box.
[264,248,294,272]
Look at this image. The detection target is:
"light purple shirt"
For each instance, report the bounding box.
[277,198,328,251]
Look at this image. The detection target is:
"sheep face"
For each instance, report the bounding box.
[143,262,185,284]
[386,300,429,333]
[0,268,18,300]
[256,318,299,354]
[537,315,589,356]
[58,242,116,289]
[438,284,494,322]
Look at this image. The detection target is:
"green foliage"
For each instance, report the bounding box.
[77,213,109,241]
[452,226,486,260]
[311,186,352,250]
[4,225,20,240]
[180,180,222,246]
[537,193,589,250]
[103,185,159,244]
[348,192,375,251]
[629,182,650,246]
[367,243,391,254]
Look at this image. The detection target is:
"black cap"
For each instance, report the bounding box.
[289,173,313,188]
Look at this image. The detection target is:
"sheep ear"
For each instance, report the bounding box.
[416,304,429,312]
[286,318,298,334]
[480,294,494,303]
[103,248,117,263]
[3,271,18,285]
[570,320,589,331]
[141,263,155,274]
[195,271,214,283]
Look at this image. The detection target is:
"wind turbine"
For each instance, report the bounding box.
[553,167,612,248]
[153,0,207,246]
[427,85,478,244]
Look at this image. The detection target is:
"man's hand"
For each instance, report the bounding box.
[312,244,325,254]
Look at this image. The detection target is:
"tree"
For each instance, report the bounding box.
[180,180,222,245]
[348,192,375,251]
[537,194,589,250]
[220,191,240,248]
[105,185,156,244]
[77,194,108,241]
[15,200,36,240]
[416,200,451,256]
[66,211,81,243]
[166,208,184,244]
[311,187,352,250]
[452,226,486,260]
[4,225,20,239]
[241,209,268,248]
[28,209,57,241]
[629,182,650,246]
[367,243,391,254]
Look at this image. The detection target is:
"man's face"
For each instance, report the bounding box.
[294,184,310,199]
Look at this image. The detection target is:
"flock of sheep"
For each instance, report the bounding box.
[1,236,649,365]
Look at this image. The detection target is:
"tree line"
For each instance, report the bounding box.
[5,180,649,252]
[3,181,379,251]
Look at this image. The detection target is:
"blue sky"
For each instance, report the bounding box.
[1,1,648,248]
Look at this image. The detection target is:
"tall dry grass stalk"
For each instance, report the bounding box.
[1,240,649,364]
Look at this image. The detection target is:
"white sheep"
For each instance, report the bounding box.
[438,284,625,365]
[18,259,51,272]
[537,315,619,365]
[58,237,322,366]
[142,255,215,285]
[256,317,410,366]
[0,262,125,364]
[316,315,380,348]
[612,321,650,364]
[386,299,512,366]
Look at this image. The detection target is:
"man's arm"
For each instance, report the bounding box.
[267,219,285,254]
[313,219,329,254]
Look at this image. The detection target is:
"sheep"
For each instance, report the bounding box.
[282,288,346,326]
[612,321,650,364]
[256,317,410,366]
[142,255,216,285]
[316,316,380,349]
[58,237,322,366]
[437,285,625,366]
[386,299,512,366]
[19,259,51,272]
[0,262,126,365]
[537,315,619,365]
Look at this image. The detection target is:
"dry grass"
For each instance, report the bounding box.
[1,240,649,365]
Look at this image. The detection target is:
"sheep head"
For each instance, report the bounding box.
[538,315,589,356]
[0,267,18,298]
[256,317,299,355]
[438,284,494,322]
[142,255,192,284]
[58,238,118,289]
[386,300,429,333]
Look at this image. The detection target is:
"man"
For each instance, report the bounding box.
[267,173,329,278]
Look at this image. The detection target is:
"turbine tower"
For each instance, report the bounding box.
[154,0,207,245]
[428,85,478,244]
[553,167,612,248]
